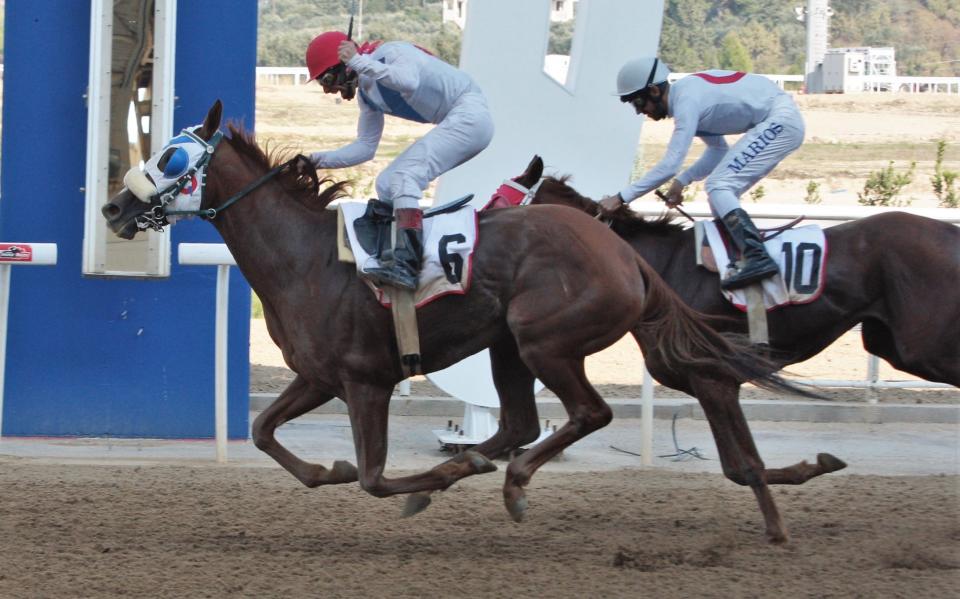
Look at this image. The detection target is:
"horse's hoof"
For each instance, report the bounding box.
[766,529,789,545]
[402,492,432,518]
[817,453,847,473]
[504,488,528,523]
[464,451,497,475]
[331,460,359,483]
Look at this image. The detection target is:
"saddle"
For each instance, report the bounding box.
[695,217,827,311]
[337,194,476,379]
[352,194,475,262]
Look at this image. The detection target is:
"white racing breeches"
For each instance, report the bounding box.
[705,95,805,217]
[376,92,494,210]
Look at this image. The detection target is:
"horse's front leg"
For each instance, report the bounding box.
[344,381,495,498]
[252,375,358,487]
[688,375,790,543]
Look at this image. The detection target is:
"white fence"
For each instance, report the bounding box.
[257,66,311,86]
[255,67,958,95]
[860,75,960,94]
[178,200,958,461]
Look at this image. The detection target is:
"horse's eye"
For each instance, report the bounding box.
[159,147,189,178]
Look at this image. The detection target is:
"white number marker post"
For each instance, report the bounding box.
[0,243,58,438]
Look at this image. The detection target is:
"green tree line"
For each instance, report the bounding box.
[258,0,959,76]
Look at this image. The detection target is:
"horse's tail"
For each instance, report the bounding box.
[632,256,814,397]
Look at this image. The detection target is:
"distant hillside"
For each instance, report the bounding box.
[258,0,960,76]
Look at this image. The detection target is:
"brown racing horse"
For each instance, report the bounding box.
[520,155,960,389]
[102,101,836,543]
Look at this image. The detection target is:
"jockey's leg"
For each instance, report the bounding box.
[364,197,424,290]
[367,95,493,290]
[718,205,779,290]
[706,96,805,290]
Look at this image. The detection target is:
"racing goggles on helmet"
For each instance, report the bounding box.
[317,63,349,88]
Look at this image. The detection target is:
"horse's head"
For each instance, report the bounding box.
[524,156,682,234]
[517,155,599,217]
[101,100,223,239]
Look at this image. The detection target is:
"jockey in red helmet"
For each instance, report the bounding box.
[304,32,494,291]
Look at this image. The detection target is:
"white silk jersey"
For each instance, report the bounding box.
[619,71,802,202]
[312,42,484,169]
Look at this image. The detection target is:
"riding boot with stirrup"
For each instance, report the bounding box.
[365,208,423,291]
[720,208,779,290]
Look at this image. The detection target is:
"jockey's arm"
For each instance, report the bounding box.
[346,45,421,94]
[617,105,697,203]
[310,101,385,169]
[675,135,728,187]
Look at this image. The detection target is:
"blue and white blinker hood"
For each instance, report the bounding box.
[123,125,223,225]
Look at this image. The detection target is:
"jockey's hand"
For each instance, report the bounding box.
[338,40,358,64]
[598,193,627,217]
[664,179,685,208]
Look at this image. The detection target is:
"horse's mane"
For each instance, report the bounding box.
[225,123,350,209]
[540,176,686,236]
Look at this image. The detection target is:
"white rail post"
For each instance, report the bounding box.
[178,243,236,462]
[866,354,880,404]
[0,243,58,439]
[641,363,654,466]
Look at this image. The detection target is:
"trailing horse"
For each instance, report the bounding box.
[521,155,960,389]
[102,101,836,543]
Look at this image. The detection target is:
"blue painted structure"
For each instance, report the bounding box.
[0,1,257,438]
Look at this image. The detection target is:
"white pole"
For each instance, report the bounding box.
[866,353,880,405]
[215,264,230,463]
[178,244,237,462]
[0,264,11,439]
[641,362,653,466]
[0,243,58,439]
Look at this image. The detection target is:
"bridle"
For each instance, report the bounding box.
[133,129,299,232]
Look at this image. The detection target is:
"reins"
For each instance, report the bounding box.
[164,158,298,220]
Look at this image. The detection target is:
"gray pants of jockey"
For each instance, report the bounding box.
[376,92,495,210]
[705,95,805,218]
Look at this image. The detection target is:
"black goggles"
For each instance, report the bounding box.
[317,64,346,87]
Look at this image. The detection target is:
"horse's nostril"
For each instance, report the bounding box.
[102,203,121,219]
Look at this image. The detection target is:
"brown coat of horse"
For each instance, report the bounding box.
[521,155,960,388]
[102,102,839,543]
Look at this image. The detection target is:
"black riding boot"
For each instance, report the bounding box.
[365,208,423,291]
[720,208,779,290]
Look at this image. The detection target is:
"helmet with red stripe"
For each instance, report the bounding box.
[615,57,671,97]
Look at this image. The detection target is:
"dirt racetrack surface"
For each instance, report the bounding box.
[1,460,957,598]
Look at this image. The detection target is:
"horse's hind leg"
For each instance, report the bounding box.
[404,336,540,516]
[251,375,358,487]
[501,356,612,522]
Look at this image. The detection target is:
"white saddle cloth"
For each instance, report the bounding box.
[339,202,478,307]
[702,221,827,310]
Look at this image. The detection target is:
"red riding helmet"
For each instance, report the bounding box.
[306,31,349,80]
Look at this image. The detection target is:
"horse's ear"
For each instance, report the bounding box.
[516,155,544,187]
[198,99,223,140]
